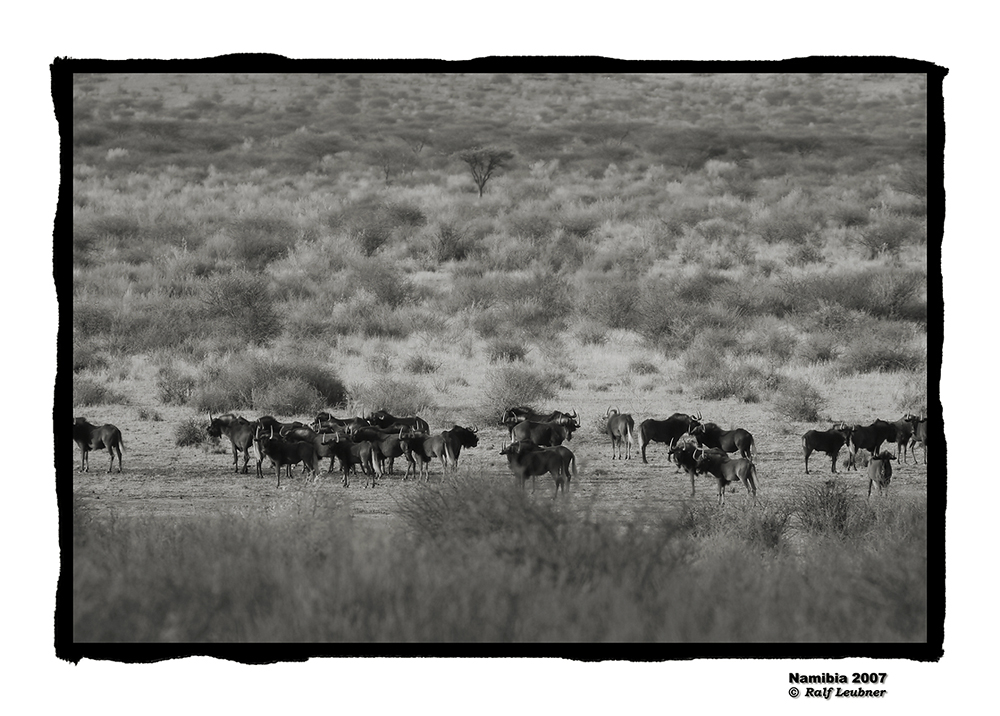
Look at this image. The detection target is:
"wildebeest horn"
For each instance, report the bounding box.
[471,425,478,433]
[270,426,274,439]
[571,409,578,419]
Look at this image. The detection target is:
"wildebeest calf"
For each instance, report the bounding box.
[604,407,635,461]
[867,451,896,498]
[73,417,124,473]
[693,448,758,506]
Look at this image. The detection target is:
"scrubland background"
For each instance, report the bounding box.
[70,71,931,645]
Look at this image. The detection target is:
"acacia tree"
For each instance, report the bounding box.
[457,146,514,197]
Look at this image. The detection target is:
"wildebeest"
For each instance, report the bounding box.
[319,432,377,487]
[638,412,702,464]
[693,448,758,506]
[501,407,578,439]
[889,416,915,462]
[904,414,928,464]
[73,417,124,473]
[398,430,434,481]
[689,422,755,461]
[845,419,896,471]
[802,423,853,474]
[207,412,255,473]
[254,427,320,488]
[511,419,577,447]
[603,407,635,460]
[439,425,479,469]
[312,412,370,434]
[668,440,727,496]
[867,451,896,498]
[367,409,430,434]
[500,441,575,497]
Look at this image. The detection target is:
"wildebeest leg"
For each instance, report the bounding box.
[276,463,282,489]
[640,439,649,464]
[830,451,838,474]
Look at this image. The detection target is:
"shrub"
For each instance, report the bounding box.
[771,377,826,421]
[73,341,108,373]
[856,216,923,258]
[174,419,206,447]
[575,323,608,346]
[797,332,840,363]
[510,211,554,241]
[838,340,925,374]
[136,406,162,421]
[227,215,299,270]
[752,213,813,245]
[192,356,347,412]
[354,376,434,416]
[486,338,527,363]
[435,224,474,262]
[203,270,282,345]
[156,365,196,405]
[254,377,324,415]
[480,365,558,424]
[74,378,125,407]
[349,260,414,308]
[794,482,877,538]
[404,355,441,374]
[628,360,659,375]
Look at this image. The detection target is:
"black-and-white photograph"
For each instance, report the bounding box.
[11,12,984,709]
[58,62,940,657]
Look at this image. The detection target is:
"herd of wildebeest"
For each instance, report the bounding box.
[71,405,930,504]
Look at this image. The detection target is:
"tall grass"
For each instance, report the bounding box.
[73,479,927,642]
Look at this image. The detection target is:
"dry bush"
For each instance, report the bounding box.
[486,338,527,363]
[353,376,434,417]
[174,418,206,447]
[771,377,826,421]
[479,365,558,424]
[74,378,126,407]
[191,356,347,413]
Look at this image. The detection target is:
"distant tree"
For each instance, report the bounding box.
[457,146,514,197]
[288,131,348,170]
[367,138,416,184]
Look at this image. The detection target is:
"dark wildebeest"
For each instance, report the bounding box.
[889,416,915,462]
[312,412,370,434]
[367,409,430,434]
[511,419,577,447]
[904,414,928,464]
[689,422,755,461]
[73,417,124,473]
[638,412,702,464]
[501,407,578,440]
[693,447,758,506]
[254,427,320,488]
[845,419,896,471]
[802,423,853,474]
[319,432,377,487]
[207,412,255,473]
[438,425,479,469]
[500,441,575,497]
[867,451,896,498]
[603,407,635,460]
[668,440,728,496]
